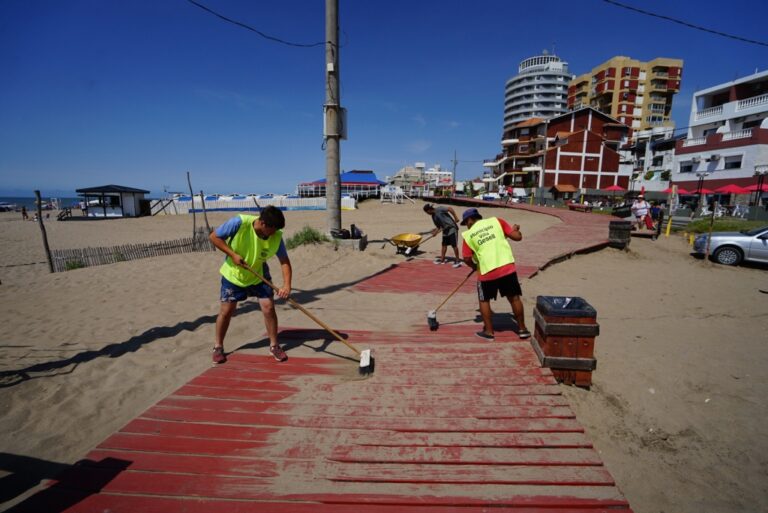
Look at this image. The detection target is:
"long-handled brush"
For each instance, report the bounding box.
[241,262,374,375]
[404,232,437,256]
[427,269,475,331]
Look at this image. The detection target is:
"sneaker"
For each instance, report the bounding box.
[517,329,532,340]
[452,262,462,268]
[475,331,494,341]
[433,258,444,264]
[269,345,288,362]
[212,346,227,364]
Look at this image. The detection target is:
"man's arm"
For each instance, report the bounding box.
[507,224,522,242]
[447,207,460,224]
[209,230,244,266]
[276,254,292,299]
[462,240,477,269]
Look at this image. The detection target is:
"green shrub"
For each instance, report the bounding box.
[644,170,655,180]
[286,226,330,249]
[685,219,766,234]
[65,259,86,271]
[660,170,671,181]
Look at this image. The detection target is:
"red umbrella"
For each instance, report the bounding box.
[715,184,749,194]
[697,188,715,194]
[744,183,768,192]
[602,185,626,192]
[661,186,692,194]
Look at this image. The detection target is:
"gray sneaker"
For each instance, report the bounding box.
[269,345,288,362]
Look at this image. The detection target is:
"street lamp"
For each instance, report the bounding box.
[696,171,710,211]
[753,165,768,208]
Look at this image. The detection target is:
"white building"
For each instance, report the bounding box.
[672,70,768,192]
[504,52,574,131]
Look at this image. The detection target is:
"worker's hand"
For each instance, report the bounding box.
[431,228,440,236]
[232,254,246,267]
[276,286,291,300]
[512,224,521,232]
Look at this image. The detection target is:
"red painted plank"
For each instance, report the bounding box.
[174,384,295,401]
[329,446,604,466]
[311,382,562,396]
[141,406,582,432]
[98,433,272,456]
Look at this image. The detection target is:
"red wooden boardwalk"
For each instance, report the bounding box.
[11,206,632,512]
[15,325,632,512]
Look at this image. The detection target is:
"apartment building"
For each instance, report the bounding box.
[568,56,683,133]
[484,107,630,192]
[672,69,768,191]
[504,52,573,131]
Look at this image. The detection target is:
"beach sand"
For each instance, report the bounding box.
[0,201,766,512]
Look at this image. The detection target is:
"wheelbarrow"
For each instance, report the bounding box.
[384,233,422,255]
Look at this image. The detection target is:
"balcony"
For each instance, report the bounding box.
[736,93,768,111]
[721,129,752,141]
[677,127,768,154]
[682,137,707,147]
[694,105,723,120]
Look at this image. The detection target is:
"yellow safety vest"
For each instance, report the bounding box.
[219,214,283,287]
[461,217,514,275]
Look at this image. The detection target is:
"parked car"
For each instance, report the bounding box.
[693,226,768,265]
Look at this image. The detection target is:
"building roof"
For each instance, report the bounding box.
[301,170,386,186]
[550,184,578,193]
[76,184,150,194]
[515,117,546,128]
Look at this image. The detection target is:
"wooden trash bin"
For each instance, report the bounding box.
[608,220,632,249]
[531,296,599,387]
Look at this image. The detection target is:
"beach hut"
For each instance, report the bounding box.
[297,170,386,199]
[76,184,151,218]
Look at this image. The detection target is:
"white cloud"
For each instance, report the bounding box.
[447,120,460,129]
[407,139,432,153]
[411,114,427,127]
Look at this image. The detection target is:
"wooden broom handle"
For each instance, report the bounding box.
[240,263,361,356]
[434,269,475,313]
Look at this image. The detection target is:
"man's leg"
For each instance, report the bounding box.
[259,297,279,346]
[452,244,461,263]
[507,295,528,333]
[215,301,238,349]
[478,299,494,336]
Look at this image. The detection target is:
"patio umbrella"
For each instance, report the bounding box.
[744,183,768,192]
[714,184,749,194]
[697,188,715,195]
[602,185,626,192]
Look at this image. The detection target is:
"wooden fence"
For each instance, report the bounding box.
[50,232,215,272]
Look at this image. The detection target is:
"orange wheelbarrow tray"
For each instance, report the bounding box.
[384,233,423,254]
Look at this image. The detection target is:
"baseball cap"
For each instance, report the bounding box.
[460,208,481,225]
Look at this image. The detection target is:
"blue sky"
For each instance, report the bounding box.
[1,0,766,197]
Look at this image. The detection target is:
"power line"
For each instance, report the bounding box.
[185,0,326,48]
[602,0,768,48]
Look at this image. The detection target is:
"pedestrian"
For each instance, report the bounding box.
[423,203,462,267]
[460,207,530,341]
[208,205,292,364]
[21,206,28,220]
[631,194,651,230]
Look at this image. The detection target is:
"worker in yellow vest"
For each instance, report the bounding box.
[209,206,292,364]
[460,208,530,341]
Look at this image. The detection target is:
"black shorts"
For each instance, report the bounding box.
[477,272,522,301]
[441,232,457,247]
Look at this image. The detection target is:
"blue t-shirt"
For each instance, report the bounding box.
[215,216,288,259]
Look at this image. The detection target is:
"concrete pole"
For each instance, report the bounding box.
[325,0,341,232]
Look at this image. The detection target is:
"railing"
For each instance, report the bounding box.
[736,93,768,111]
[682,137,707,147]
[721,129,753,141]
[695,105,723,120]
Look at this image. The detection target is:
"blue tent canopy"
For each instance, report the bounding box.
[303,170,386,185]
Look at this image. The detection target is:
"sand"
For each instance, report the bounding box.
[0,201,766,512]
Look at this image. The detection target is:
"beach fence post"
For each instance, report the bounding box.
[186,171,197,248]
[199,190,211,233]
[34,190,54,273]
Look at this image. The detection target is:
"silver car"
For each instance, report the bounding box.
[693,226,768,266]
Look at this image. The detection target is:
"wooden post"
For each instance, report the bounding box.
[186,172,197,247]
[199,190,211,233]
[34,190,54,273]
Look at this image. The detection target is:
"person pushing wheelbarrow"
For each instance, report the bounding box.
[423,203,462,268]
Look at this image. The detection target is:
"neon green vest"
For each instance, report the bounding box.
[219,214,283,287]
[461,217,515,275]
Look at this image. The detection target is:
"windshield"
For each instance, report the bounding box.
[742,226,768,236]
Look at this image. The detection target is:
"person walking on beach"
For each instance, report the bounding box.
[423,203,462,267]
[209,205,292,364]
[21,206,28,220]
[460,207,530,341]
[631,195,651,231]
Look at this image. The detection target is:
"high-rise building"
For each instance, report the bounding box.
[568,56,683,133]
[503,52,573,131]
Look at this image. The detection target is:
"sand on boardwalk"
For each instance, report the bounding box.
[0,201,766,512]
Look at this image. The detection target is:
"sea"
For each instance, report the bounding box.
[0,196,84,210]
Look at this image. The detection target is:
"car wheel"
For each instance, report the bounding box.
[712,246,742,266]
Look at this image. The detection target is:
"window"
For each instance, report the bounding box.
[679,161,693,173]
[518,144,529,153]
[743,118,763,129]
[520,128,529,135]
[724,156,742,169]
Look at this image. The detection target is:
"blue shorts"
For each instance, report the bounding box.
[220,265,274,302]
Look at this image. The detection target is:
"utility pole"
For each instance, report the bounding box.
[324,0,341,233]
[451,150,457,197]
